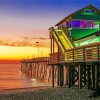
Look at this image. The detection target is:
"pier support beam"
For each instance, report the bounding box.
[95,64,98,89]
[57,64,64,87]
[78,63,89,89]
[87,65,91,89]
[97,64,100,89]
[71,65,75,86]
[57,65,60,86]
[79,64,82,89]
[65,65,68,85]
[67,65,71,88]
[91,65,95,89]
[52,65,55,87]
[59,64,64,87]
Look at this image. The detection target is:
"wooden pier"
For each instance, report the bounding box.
[50,43,100,89]
[21,57,52,82]
[21,57,60,85]
[21,43,100,89]
[21,5,100,94]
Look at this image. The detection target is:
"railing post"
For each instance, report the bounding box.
[83,47,85,62]
[57,50,60,63]
[97,44,99,60]
[64,51,66,61]
[73,49,74,62]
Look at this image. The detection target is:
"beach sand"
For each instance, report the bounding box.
[0,86,100,100]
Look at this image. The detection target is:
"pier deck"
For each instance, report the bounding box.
[21,43,100,89]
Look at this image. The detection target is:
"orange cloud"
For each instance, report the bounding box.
[0,36,50,61]
[0,36,50,48]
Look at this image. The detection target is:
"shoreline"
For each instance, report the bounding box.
[0,86,51,94]
[0,86,100,100]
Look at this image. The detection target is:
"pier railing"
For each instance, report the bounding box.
[50,52,65,64]
[21,57,52,82]
[21,57,50,63]
[50,43,100,64]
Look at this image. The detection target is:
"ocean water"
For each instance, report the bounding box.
[0,64,50,90]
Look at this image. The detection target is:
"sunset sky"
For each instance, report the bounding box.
[0,0,100,61]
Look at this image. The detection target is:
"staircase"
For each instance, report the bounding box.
[50,27,75,53]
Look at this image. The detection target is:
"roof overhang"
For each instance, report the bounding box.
[55,4,100,26]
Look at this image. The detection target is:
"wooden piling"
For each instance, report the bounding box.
[67,65,71,88]
[59,64,64,87]
[71,65,75,86]
[79,64,82,89]
[87,65,91,89]
[65,65,68,85]
[91,65,95,89]
[52,65,55,87]
[95,64,97,89]
[57,65,60,86]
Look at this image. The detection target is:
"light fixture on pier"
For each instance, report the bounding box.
[35,42,40,57]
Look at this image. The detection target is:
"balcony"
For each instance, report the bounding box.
[50,43,100,64]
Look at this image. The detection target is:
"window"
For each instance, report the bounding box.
[80,20,87,28]
[84,9,95,13]
[72,20,80,28]
[66,21,71,28]
[72,20,99,29]
[72,20,87,28]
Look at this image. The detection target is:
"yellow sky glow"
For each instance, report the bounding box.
[0,45,50,60]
